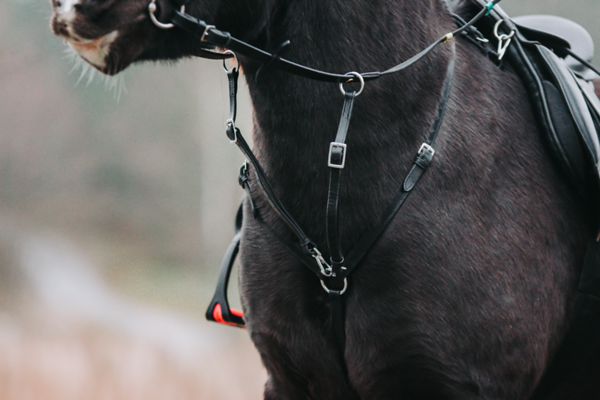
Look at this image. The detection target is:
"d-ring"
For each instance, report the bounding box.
[339,72,365,96]
[148,0,184,30]
[223,50,239,72]
[320,278,348,295]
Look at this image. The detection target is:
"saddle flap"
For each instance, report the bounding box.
[523,42,600,202]
[538,45,600,165]
[513,15,596,80]
[473,2,600,216]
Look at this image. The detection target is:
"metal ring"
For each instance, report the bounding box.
[320,278,348,295]
[339,72,365,97]
[222,50,239,72]
[148,0,184,30]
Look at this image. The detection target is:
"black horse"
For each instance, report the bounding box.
[50,0,600,398]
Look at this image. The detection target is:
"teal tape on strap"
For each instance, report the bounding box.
[485,1,494,15]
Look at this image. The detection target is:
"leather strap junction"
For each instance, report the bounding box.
[207,44,456,353]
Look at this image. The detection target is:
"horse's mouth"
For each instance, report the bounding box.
[66,31,119,72]
[56,27,120,74]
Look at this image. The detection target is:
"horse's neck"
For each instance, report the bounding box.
[238,0,455,242]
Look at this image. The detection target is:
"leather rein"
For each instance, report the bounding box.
[147,0,501,350]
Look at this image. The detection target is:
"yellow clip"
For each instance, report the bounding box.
[443,33,454,43]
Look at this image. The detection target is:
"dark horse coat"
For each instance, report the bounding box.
[50,0,600,398]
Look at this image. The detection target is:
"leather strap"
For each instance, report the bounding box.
[225,70,322,263]
[329,289,346,349]
[205,44,456,341]
[341,44,455,278]
[324,92,357,349]
[326,92,356,266]
[169,2,497,83]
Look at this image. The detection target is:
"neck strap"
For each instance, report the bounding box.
[149,1,498,84]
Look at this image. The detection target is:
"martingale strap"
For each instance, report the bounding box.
[206,44,456,344]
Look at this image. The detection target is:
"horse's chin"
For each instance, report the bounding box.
[64,30,123,75]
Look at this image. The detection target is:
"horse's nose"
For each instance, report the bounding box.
[51,0,81,37]
[52,0,80,20]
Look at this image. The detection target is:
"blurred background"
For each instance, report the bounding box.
[0,0,599,399]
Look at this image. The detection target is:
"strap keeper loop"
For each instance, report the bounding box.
[226,121,238,143]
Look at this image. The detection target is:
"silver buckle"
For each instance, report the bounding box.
[418,143,435,156]
[328,142,347,169]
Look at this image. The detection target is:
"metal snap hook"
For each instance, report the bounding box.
[310,247,333,277]
[339,72,365,97]
[493,20,516,41]
[222,50,239,73]
[493,20,515,61]
[148,0,184,30]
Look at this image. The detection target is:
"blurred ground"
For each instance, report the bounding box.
[0,0,599,399]
[0,232,265,400]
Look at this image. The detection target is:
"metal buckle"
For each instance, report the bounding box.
[418,143,435,157]
[328,142,347,169]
